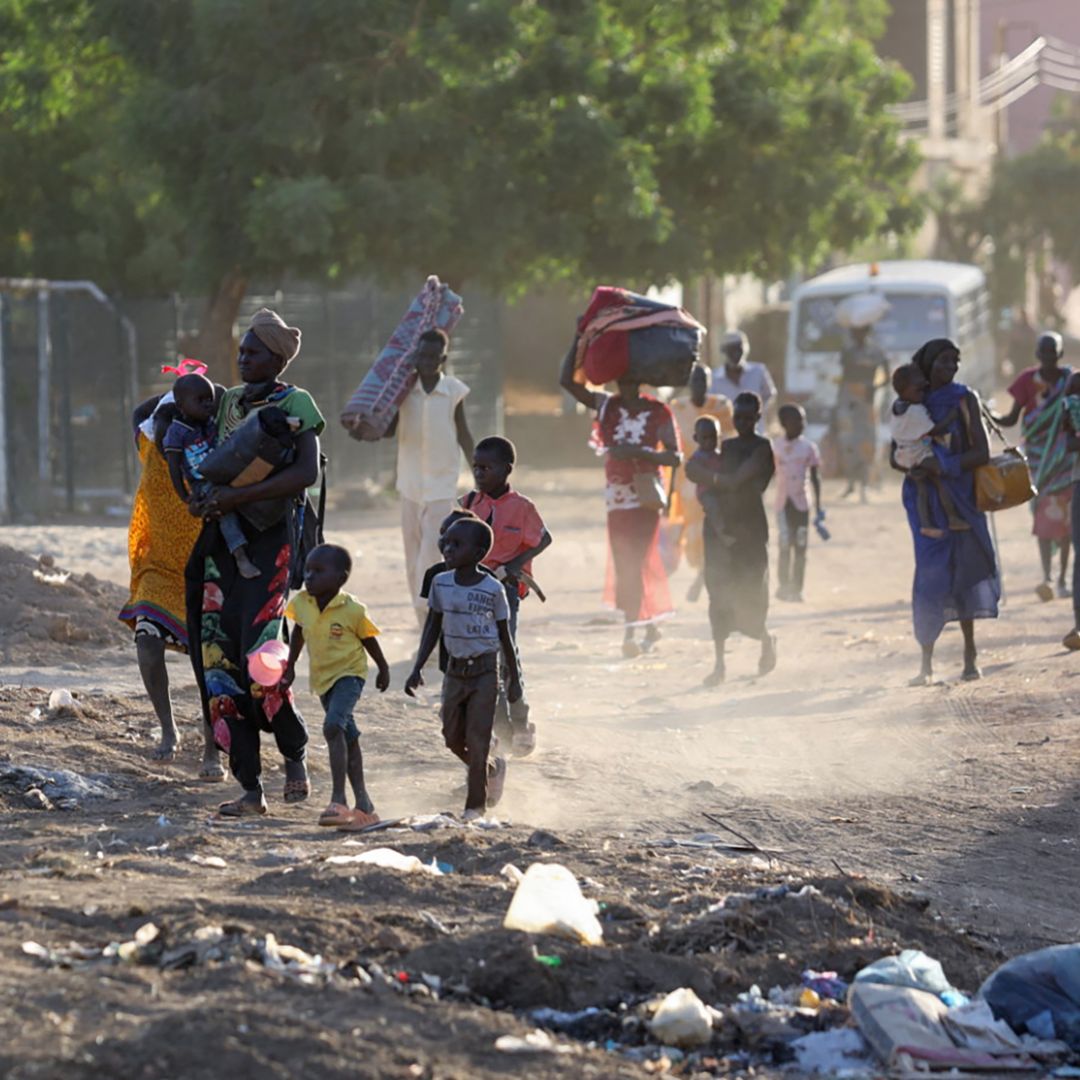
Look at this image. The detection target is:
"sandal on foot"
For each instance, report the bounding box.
[1063,628,1080,651]
[318,802,355,827]
[283,777,310,804]
[336,810,382,832]
[218,795,267,818]
[1035,582,1054,603]
[486,755,508,808]
[622,639,641,659]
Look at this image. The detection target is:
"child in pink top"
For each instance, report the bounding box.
[772,404,823,602]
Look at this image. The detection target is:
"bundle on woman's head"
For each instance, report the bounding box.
[250,308,302,363]
[912,338,957,380]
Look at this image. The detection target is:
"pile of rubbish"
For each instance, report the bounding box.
[0,760,121,811]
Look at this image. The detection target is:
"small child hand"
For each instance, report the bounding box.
[375,666,390,693]
[507,676,523,704]
[404,668,424,698]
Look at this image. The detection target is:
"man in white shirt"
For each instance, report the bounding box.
[709,330,776,434]
[392,329,475,623]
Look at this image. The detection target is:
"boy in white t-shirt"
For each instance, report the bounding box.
[772,404,823,602]
[405,518,521,820]
[889,364,970,540]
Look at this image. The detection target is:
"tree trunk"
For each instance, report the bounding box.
[196,269,248,384]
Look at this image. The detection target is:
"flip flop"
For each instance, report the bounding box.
[318,803,355,828]
[217,795,267,818]
[336,810,382,832]
[283,777,310,804]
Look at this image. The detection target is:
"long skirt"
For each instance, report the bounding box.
[703,524,769,642]
[903,472,999,647]
[604,508,673,626]
[186,516,307,793]
[119,433,203,650]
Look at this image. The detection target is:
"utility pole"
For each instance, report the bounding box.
[994,19,1009,156]
[927,0,948,150]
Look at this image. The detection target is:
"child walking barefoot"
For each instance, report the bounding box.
[406,518,521,820]
[163,372,260,579]
[281,544,389,829]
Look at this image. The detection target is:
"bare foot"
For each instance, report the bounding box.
[703,665,725,688]
[908,672,933,687]
[962,650,981,681]
[152,728,180,761]
[622,638,641,659]
[1035,581,1054,602]
[920,527,946,539]
[198,755,227,782]
[642,625,662,651]
[758,635,778,676]
[235,552,261,579]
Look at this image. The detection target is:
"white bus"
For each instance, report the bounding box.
[785,260,995,438]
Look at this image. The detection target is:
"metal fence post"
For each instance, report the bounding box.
[0,293,8,521]
[37,288,52,503]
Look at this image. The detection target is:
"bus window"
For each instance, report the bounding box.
[796,292,950,354]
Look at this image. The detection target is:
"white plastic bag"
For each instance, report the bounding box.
[649,987,713,1048]
[326,847,442,876]
[503,863,603,945]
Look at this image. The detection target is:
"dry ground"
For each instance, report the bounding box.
[1,466,1077,1077]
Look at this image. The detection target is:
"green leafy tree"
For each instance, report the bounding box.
[7,0,920,366]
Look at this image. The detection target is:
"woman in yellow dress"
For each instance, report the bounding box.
[119,381,225,776]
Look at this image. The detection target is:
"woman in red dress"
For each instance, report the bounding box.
[560,355,682,656]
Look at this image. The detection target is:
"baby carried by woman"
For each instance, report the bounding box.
[889,363,972,539]
[163,371,301,577]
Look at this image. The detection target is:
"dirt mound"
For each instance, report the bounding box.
[0,544,129,663]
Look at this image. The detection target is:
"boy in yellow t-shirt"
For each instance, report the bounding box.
[281,544,390,829]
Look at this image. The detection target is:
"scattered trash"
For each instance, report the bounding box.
[648,987,714,1048]
[0,762,118,806]
[22,788,52,811]
[791,1027,874,1074]
[802,969,850,1002]
[419,911,453,935]
[494,1029,575,1054]
[534,954,562,968]
[980,944,1080,1049]
[850,982,1064,1073]
[47,689,75,710]
[33,568,72,586]
[326,847,443,876]
[503,863,603,945]
[854,949,964,1004]
[501,863,525,886]
[23,924,356,987]
[188,854,228,869]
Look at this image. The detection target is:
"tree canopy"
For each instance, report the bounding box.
[1,0,920,362]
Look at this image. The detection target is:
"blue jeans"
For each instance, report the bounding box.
[194,480,247,556]
[319,676,364,742]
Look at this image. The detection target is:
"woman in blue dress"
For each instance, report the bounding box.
[891,338,999,684]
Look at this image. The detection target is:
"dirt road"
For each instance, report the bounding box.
[1,466,1078,1075]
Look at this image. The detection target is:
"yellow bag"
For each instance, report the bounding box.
[974,408,1036,513]
[974,448,1036,513]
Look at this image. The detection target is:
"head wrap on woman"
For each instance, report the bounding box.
[912,338,957,381]
[249,308,301,363]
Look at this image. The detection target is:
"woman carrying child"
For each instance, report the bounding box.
[186,309,325,817]
[891,338,998,685]
[559,355,681,657]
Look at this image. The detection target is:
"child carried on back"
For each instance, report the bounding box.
[889,363,971,539]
